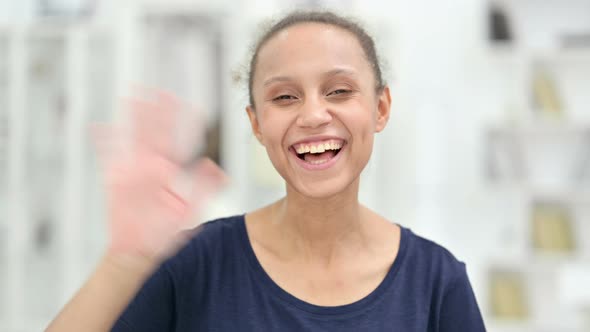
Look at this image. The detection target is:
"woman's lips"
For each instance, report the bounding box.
[289,141,346,171]
[291,138,345,154]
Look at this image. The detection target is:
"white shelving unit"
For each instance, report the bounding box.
[0,23,115,331]
[484,1,590,331]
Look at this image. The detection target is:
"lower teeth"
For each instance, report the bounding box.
[308,159,328,165]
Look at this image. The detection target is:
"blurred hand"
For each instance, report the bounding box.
[92,90,227,264]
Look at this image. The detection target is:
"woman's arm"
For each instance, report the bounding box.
[45,90,226,331]
[438,264,486,332]
[46,253,156,332]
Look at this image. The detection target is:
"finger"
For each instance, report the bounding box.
[126,95,178,161]
[159,187,189,215]
[155,91,208,165]
[187,158,229,216]
[177,106,207,166]
[128,97,164,150]
[194,158,229,188]
[152,90,181,146]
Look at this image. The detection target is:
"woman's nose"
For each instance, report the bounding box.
[295,97,333,128]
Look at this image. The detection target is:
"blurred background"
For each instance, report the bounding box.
[1,0,589,331]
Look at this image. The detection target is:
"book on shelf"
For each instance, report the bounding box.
[489,268,529,319]
[488,3,513,43]
[530,64,565,118]
[531,201,575,253]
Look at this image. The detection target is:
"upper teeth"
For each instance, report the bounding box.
[294,140,343,154]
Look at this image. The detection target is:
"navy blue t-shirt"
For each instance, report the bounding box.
[112,215,486,331]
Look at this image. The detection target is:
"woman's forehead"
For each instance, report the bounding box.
[255,23,369,82]
[273,22,340,41]
[261,22,361,53]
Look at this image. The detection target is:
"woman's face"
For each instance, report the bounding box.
[247,22,391,199]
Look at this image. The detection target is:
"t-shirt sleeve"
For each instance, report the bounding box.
[111,263,176,332]
[438,264,486,332]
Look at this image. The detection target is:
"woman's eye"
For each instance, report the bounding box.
[273,95,296,101]
[328,89,351,96]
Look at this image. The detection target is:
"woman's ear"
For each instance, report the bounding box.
[375,86,391,133]
[246,105,264,144]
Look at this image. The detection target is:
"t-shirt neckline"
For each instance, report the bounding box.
[236,214,410,317]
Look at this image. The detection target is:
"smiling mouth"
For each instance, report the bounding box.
[291,139,345,165]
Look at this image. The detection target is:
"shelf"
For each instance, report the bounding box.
[489,45,590,64]
[537,49,590,65]
[486,121,590,189]
[524,189,590,205]
[488,121,590,136]
[484,258,589,331]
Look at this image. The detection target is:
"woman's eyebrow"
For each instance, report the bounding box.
[263,76,293,87]
[322,68,357,79]
[262,68,357,87]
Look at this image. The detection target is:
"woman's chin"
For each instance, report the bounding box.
[289,177,358,200]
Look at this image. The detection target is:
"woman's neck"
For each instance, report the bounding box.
[270,180,373,267]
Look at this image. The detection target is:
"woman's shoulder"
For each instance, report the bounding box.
[395,227,485,329]
[182,214,246,252]
[197,214,246,237]
[398,225,468,284]
[162,214,247,276]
